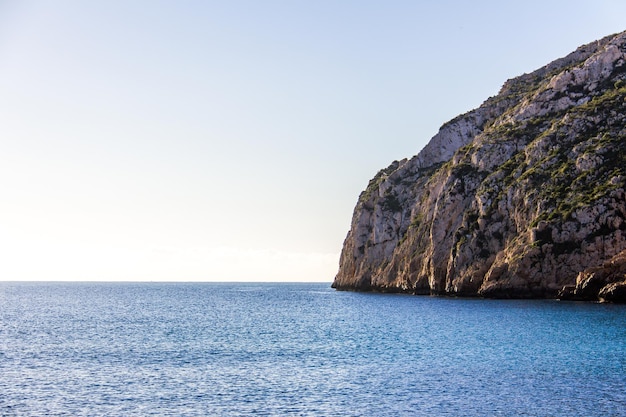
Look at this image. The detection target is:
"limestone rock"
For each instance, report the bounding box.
[333,31,626,301]
[561,249,626,302]
[598,281,626,303]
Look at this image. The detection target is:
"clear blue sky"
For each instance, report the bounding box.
[1,1,625,281]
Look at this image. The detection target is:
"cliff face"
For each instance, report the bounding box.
[333,31,626,301]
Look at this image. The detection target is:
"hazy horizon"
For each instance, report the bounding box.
[2,1,625,282]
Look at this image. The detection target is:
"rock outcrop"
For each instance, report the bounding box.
[333,31,626,302]
[559,249,626,302]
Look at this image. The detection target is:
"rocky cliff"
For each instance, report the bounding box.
[333,31,626,302]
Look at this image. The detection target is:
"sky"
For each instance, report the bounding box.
[1,1,625,282]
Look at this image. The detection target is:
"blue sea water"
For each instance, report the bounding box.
[0,282,625,416]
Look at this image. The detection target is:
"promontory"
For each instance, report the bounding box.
[332,31,626,302]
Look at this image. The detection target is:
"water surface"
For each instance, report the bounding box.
[1,282,624,416]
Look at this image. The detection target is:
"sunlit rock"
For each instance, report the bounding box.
[333,31,626,301]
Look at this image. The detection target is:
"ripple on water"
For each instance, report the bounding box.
[0,283,625,416]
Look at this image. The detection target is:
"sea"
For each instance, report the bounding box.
[0,282,625,417]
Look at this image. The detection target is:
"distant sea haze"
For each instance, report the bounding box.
[1,282,625,416]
